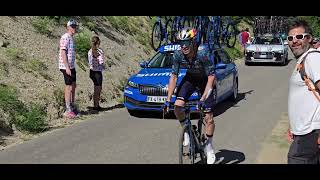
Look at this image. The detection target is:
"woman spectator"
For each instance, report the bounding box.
[88,36,105,111]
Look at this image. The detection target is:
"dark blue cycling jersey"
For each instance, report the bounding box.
[171,48,215,79]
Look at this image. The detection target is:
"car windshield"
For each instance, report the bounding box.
[147,45,210,68]
[253,37,282,45]
[147,52,173,68]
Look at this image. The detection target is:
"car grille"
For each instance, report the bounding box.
[139,85,168,96]
[253,52,274,59]
[125,96,163,108]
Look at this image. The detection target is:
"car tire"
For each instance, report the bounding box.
[229,77,238,102]
[281,58,286,66]
[245,61,250,66]
[127,109,141,117]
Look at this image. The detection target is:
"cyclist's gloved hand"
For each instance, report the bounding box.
[197,100,205,110]
[163,101,170,114]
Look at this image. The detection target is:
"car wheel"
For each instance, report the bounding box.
[245,61,250,66]
[127,109,141,117]
[229,77,238,102]
[281,57,286,66]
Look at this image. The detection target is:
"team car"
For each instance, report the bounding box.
[123,43,239,116]
[245,33,289,65]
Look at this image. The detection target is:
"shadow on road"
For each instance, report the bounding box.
[81,104,125,116]
[129,90,254,119]
[129,110,174,119]
[215,149,246,164]
[213,90,254,117]
[0,128,13,146]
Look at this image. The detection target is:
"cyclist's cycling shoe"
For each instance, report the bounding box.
[205,143,216,164]
[183,132,190,147]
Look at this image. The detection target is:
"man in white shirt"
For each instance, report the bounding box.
[59,19,79,118]
[312,37,320,50]
[287,19,320,164]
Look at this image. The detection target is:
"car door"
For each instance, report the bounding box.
[217,49,234,98]
[212,50,227,100]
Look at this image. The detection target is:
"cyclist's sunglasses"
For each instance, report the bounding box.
[287,33,310,41]
[178,40,192,47]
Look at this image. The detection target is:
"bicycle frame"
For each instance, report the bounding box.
[182,94,206,163]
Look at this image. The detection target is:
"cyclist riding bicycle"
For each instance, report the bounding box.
[163,27,216,164]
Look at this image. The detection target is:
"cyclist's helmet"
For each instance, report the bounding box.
[176,27,197,41]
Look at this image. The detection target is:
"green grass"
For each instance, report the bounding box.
[116,94,124,104]
[74,29,91,71]
[0,61,9,76]
[116,76,128,92]
[53,88,65,117]
[114,54,121,61]
[32,17,55,36]
[25,59,52,81]
[14,104,47,133]
[105,16,152,50]
[225,41,243,60]
[0,84,47,133]
[5,48,23,61]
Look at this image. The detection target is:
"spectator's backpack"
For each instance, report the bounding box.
[296,50,320,102]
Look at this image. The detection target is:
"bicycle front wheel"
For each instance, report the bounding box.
[179,125,195,164]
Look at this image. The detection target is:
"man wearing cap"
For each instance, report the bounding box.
[312,37,320,50]
[59,19,79,118]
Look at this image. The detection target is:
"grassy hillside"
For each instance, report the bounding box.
[0,16,153,136]
[0,16,248,146]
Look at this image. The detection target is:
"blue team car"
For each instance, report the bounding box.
[123,43,239,116]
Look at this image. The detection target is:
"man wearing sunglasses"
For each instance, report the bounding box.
[163,27,216,164]
[59,19,79,119]
[287,19,320,164]
[312,37,320,50]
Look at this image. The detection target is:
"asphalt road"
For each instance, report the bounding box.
[0,51,296,164]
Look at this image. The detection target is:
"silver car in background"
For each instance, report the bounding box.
[245,34,289,65]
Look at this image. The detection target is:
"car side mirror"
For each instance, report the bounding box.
[215,63,227,69]
[139,61,148,68]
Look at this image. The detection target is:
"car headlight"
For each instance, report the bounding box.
[276,50,283,53]
[127,81,139,88]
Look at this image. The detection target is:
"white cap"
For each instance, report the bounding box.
[67,19,77,27]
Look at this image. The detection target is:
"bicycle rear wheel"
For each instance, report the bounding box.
[183,17,191,28]
[225,23,236,48]
[179,125,195,164]
[165,19,173,43]
[151,22,162,51]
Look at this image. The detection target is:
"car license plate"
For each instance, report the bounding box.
[259,54,267,58]
[147,96,167,103]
